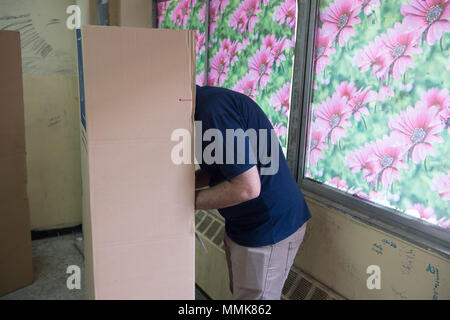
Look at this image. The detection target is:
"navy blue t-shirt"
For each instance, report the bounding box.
[195,85,311,247]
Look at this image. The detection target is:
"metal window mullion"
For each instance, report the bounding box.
[203,0,210,86]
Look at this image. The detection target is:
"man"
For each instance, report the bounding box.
[194,85,311,300]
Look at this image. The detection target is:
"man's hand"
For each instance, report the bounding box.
[195,166,261,210]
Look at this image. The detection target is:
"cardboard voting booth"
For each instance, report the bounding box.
[0,30,33,296]
[77,26,196,299]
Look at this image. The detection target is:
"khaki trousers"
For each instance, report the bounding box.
[223,222,307,300]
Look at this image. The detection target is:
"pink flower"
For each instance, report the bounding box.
[432,171,450,201]
[378,22,422,80]
[209,49,230,86]
[401,0,450,45]
[344,144,374,181]
[232,73,259,99]
[348,187,369,199]
[416,88,450,113]
[221,39,244,66]
[389,105,444,163]
[354,39,389,81]
[196,31,205,56]
[378,85,395,102]
[274,0,296,30]
[211,0,229,14]
[333,81,357,102]
[272,37,292,67]
[248,48,274,89]
[230,0,262,34]
[368,135,408,188]
[271,82,291,116]
[314,28,336,75]
[327,177,348,190]
[172,0,192,27]
[157,2,170,27]
[437,217,450,229]
[320,0,362,47]
[230,6,248,34]
[309,124,328,167]
[269,119,287,145]
[314,95,352,144]
[409,204,437,221]
[348,86,377,121]
[357,0,380,15]
[262,34,277,51]
[439,107,450,133]
[242,0,262,33]
[197,71,204,86]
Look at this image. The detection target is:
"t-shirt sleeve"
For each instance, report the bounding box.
[201,110,258,181]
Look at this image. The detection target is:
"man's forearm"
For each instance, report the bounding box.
[195,166,261,210]
[195,169,210,189]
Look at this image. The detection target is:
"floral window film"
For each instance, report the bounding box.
[305,0,450,229]
[157,0,207,85]
[205,0,297,149]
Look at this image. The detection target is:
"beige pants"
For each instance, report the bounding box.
[223,223,307,300]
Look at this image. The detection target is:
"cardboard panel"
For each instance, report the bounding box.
[79,26,195,300]
[0,30,33,296]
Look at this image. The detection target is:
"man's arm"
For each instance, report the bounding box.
[195,169,211,189]
[195,165,261,210]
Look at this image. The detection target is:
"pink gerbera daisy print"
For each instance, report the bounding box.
[314,95,352,144]
[269,119,287,145]
[357,0,380,15]
[232,73,259,100]
[309,124,328,167]
[378,22,422,81]
[368,135,408,189]
[378,85,395,102]
[432,171,450,201]
[333,81,357,102]
[344,143,373,176]
[407,204,437,224]
[326,177,349,190]
[248,48,274,89]
[354,39,389,81]
[209,49,230,86]
[274,0,296,30]
[272,37,292,67]
[271,82,291,116]
[314,28,336,75]
[415,88,450,113]
[320,0,362,47]
[439,106,450,133]
[172,0,192,28]
[401,0,450,45]
[221,39,244,66]
[389,105,444,164]
[348,86,377,121]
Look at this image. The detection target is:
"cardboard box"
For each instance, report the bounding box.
[77,26,195,299]
[0,30,33,296]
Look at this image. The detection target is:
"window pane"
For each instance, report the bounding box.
[306,0,449,229]
[205,0,297,149]
[157,0,206,85]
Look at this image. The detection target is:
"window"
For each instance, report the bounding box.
[157,0,298,149]
[290,0,449,253]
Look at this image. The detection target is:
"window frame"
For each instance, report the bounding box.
[287,0,450,258]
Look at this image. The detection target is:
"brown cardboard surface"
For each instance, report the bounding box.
[0,30,33,296]
[80,26,195,299]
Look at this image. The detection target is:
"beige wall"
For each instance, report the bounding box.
[295,197,449,299]
[0,0,82,230]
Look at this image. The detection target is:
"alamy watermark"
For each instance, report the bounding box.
[366,265,381,290]
[171,121,281,175]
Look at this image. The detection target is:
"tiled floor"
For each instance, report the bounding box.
[0,232,209,300]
